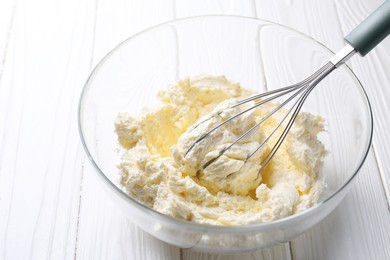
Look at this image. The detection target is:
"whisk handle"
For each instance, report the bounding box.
[345,0,390,56]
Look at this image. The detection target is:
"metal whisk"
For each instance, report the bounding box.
[185,1,390,169]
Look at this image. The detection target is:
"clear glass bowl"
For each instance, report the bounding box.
[78,16,373,253]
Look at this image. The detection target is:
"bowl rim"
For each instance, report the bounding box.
[78,15,373,233]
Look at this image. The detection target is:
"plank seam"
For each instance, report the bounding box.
[334,0,390,211]
[73,161,85,260]
[172,0,177,20]
[252,0,258,18]
[0,0,17,85]
[371,144,390,212]
[74,0,100,258]
[89,0,100,68]
[1,81,25,260]
[289,241,294,260]
[1,5,26,253]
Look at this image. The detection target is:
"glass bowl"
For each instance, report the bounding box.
[78,16,373,253]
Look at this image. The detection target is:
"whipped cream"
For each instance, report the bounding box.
[173,99,267,196]
[115,75,327,225]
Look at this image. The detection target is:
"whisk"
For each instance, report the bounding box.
[185,1,390,169]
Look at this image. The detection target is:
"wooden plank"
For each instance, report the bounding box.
[291,151,390,259]
[255,0,344,52]
[175,0,257,18]
[92,0,176,66]
[75,0,181,259]
[182,244,291,260]
[0,0,96,259]
[254,0,390,259]
[2,0,387,259]
[76,164,180,260]
[0,0,16,77]
[334,0,390,204]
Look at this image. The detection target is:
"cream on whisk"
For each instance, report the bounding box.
[173,99,267,196]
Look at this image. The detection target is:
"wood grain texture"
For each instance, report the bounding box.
[0,0,16,78]
[255,0,390,259]
[256,0,345,52]
[182,244,291,260]
[0,0,95,259]
[291,151,390,260]
[334,0,390,205]
[92,0,175,66]
[76,164,180,260]
[75,0,181,259]
[1,0,389,259]
[175,0,257,18]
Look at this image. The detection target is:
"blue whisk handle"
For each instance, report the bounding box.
[345,0,390,56]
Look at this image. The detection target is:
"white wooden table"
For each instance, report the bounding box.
[1,0,390,259]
